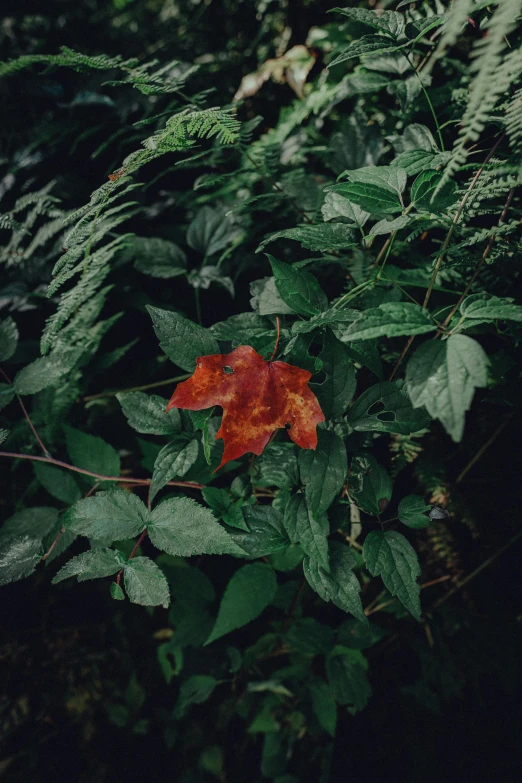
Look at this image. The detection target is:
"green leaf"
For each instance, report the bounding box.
[291,309,358,335]
[391,149,436,175]
[460,293,522,323]
[52,548,122,583]
[398,494,431,529]
[65,490,148,540]
[205,562,277,644]
[325,182,402,216]
[257,224,355,253]
[326,648,372,714]
[363,530,421,620]
[228,506,290,558]
[311,331,356,419]
[405,335,489,442]
[123,556,170,607]
[0,383,15,411]
[299,430,347,516]
[286,618,335,655]
[149,497,242,556]
[329,34,399,68]
[1,507,58,542]
[186,205,240,257]
[337,618,388,649]
[64,425,120,483]
[150,439,199,501]
[284,493,329,571]
[321,192,370,227]
[367,214,413,237]
[267,256,328,316]
[0,535,43,586]
[259,443,299,489]
[308,679,337,737]
[202,487,231,517]
[0,317,18,362]
[188,265,234,297]
[174,675,217,719]
[330,7,405,38]
[345,165,408,195]
[133,236,187,278]
[14,356,68,395]
[350,455,392,516]
[349,380,430,434]
[211,313,276,356]
[249,277,295,316]
[33,462,81,504]
[411,170,457,213]
[111,582,125,600]
[147,306,219,372]
[303,541,366,623]
[117,391,181,435]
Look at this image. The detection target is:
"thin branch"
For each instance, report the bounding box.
[365,575,451,616]
[83,373,191,401]
[116,528,148,586]
[269,316,281,362]
[42,527,65,561]
[456,415,512,484]
[0,366,50,456]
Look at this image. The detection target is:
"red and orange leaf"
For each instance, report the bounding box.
[166,345,325,470]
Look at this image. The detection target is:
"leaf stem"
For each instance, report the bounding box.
[83,373,191,401]
[269,316,281,362]
[0,366,50,457]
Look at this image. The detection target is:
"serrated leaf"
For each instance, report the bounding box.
[65,490,148,540]
[0,317,18,362]
[257,224,355,253]
[202,487,232,517]
[326,648,372,714]
[147,306,219,372]
[14,357,67,395]
[117,391,181,435]
[311,331,356,419]
[291,309,358,335]
[321,191,370,227]
[52,548,122,583]
[398,494,431,529]
[329,34,399,68]
[149,497,242,556]
[259,442,299,489]
[363,530,421,620]
[33,462,81,504]
[405,335,489,442]
[0,383,15,411]
[64,425,120,483]
[150,439,199,501]
[249,277,295,316]
[111,582,125,600]
[299,430,347,516]
[284,493,329,571]
[228,506,290,558]
[205,562,277,644]
[411,170,456,213]
[324,181,402,216]
[460,294,522,323]
[1,507,58,542]
[124,556,170,607]
[211,313,276,356]
[368,214,413,237]
[350,455,392,516]
[0,535,42,586]
[303,541,366,623]
[133,236,187,278]
[186,205,240,257]
[174,675,217,719]
[267,256,328,316]
[308,679,337,737]
[330,7,405,38]
[349,380,430,434]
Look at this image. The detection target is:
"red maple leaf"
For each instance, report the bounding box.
[166,345,325,470]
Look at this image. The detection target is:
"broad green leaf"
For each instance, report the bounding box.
[0,535,42,586]
[150,439,199,501]
[330,7,405,38]
[337,618,388,649]
[147,306,219,372]
[326,647,372,714]
[367,214,412,237]
[64,425,120,483]
[0,317,18,362]
[411,170,457,213]
[311,331,356,419]
[334,339,383,379]
[284,493,329,571]
[211,313,276,356]
[133,236,187,278]
[325,182,402,216]
[149,497,242,556]
[65,490,148,540]
[406,335,488,442]
[303,541,366,623]
[299,430,347,516]
[340,302,436,342]
[117,391,181,435]
[111,583,125,600]
[391,149,436,175]
[363,530,421,620]
[308,679,337,737]
[460,293,522,323]
[249,277,295,316]
[188,265,234,297]
[321,191,370,227]
[1,507,58,541]
[267,543,304,572]
[52,548,122,583]
[205,562,277,644]
[398,494,432,529]
[186,205,240,257]
[348,165,408,196]
[14,356,67,395]
[267,256,328,316]
[202,487,232,517]
[174,675,217,719]
[291,309,358,335]
[0,383,15,411]
[257,224,355,253]
[286,618,335,655]
[33,462,81,504]
[259,443,299,489]
[349,380,430,434]
[350,455,392,516]
[329,34,399,68]
[389,123,439,154]
[228,506,290,558]
[123,555,170,607]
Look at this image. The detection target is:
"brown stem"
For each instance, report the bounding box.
[42,527,66,561]
[389,335,415,381]
[269,316,281,362]
[116,528,148,586]
[0,451,203,490]
[0,366,50,456]
[365,575,451,616]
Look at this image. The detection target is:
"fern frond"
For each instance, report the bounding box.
[0,46,138,78]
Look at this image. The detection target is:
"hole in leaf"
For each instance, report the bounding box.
[367,400,385,415]
[285,423,292,430]
[313,370,326,384]
[222,366,234,374]
[377,411,395,422]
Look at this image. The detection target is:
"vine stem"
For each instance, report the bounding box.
[270,316,281,362]
[0,451,203,490]
[0,366,50,457]
[116,528,148,586]
[83,373,191,401]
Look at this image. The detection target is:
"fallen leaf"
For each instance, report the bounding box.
[167,345,324,470]
[234,45,316,102]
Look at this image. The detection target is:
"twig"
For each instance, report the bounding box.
[365,575,451,616]
[0,366,50,457]
[456,415,512,484]
[269,316,281,362]
[83,373,191,401]
[116,528,148,586]
[42,527,66,561]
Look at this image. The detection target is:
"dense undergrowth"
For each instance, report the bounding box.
[1,1,522,781]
